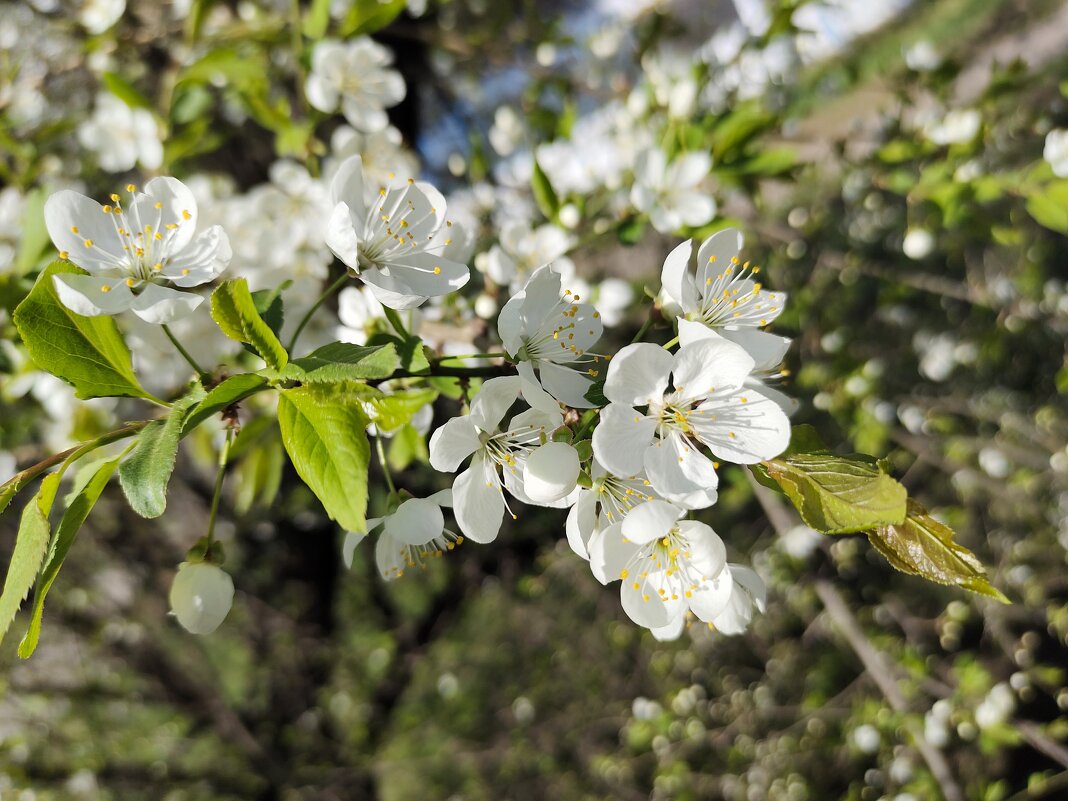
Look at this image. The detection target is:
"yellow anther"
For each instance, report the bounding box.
[155,202,163,209]
[181,268,191,276]
[126,183,136,192]
[110,193,120,202]
[181,209,191,220]
[83,239,93,248]
[433,266,442,275]
[100,285,111,293]
[70,226,79,234]
[59,250,69,259]
[125,278,135,287]
[102,205,112,213]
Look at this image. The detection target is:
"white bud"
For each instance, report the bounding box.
[169,562,234,634]
[523,441,580,503]
[902,229,935,260]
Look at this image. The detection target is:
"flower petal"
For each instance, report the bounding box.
[588,522,638,585]
[44,190,125,274]
[470,375,522,433]
[692,388,791,464]
[539,361,596,408]
[523,441,580,504]
[453,454,505,543]
[565,490,596,560]
[161,225,232,287]
[130,283,203,324]
[385,497,445,546]
[671,337,754,403]
[329,155,367,218]
[717,328,791,372]
[428,416,481,472]
[136,177,199,254]
[621,499,681,545]
[517,361,560,415]
[696,228,743,289]
[642,431,719,509]
[591,403,656,477]
[603,343,673,406]
[660,238,698,314]
[52,273,134,316]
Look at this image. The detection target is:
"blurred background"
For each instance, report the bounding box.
[1,0,1067,799]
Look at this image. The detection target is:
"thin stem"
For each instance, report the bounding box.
[382,364,516,382]
[0,423,149,507]
[162,324,209,381]
[205,428,235,546]
[631,315,655,344]
[662,335,679,350]
[288,273,349,353]
[431,352,510,363]
[375,436,396,496]
[574,410,599,440]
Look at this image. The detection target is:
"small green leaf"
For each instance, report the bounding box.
[361,387,437,432]
[119,390,203,518]
[13,262,156,401]
[277,383,371,532]
[184,374,269,433]
[102,73,154,110]
[233,434,284,514]
[339,0,405,36]
[868,500,1009,603]
[0,472,61,647]
[13,189,48,277]
[617,217,646,246]
[1025,181,1068,234]
[18,457,121,658]
[303,0,332,38]
[583,378,608,407]
[532,157,560,221]
[387,424,428,472]
[211,278,289,371]
[251,282,289,340]
[763,450,907,535]
[282,342,400,383]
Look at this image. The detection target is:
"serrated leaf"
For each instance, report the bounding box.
[18,457,121,658]
[0,472,61,648]
[277,383,371,532]
[12,262,156,401]
[763,450,907,534]
[119,390,203,518]
[184,374,269,433]
[532,157,560,220]
[251,282,289,340]
[282,342,399,383]
[210,278,288,371]
[868,500,1009,603]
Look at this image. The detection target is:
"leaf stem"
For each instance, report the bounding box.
[288,273,349,353]
[374,435,396,496]
[383,306,410,339]
[662,335,679,350]
[205,427,234,547]
[162,324,209,382]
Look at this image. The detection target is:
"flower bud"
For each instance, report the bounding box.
[169,562,234,635]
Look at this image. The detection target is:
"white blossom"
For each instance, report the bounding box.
[326,155,470,309]
[44,177,231,323]
[498,264,604,410]
[77,94,163,173]
[1043,128,1068,178]
[484,222,573,287]
[925,109,981,146]
[305,38,405,132]
[631,148,716,234]
[79,0,125,34]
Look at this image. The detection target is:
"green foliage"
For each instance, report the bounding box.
[868,500,1009,603]
[532,157,560,221]
[184,374,269,433]
[101,74,153,110]
[338,0,407,36]
[12,188,48,276]
[18,457,122,658]
[210,278,289,372]
[1024,180,1068,233]
[119,390,204,519]
[12,262,156,401]
[282,342,400,383]
[277,383,372,532]
[359,387,438,432]
[387,424,429,472]
[0,472,61,647]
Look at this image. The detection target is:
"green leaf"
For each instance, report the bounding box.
[184,374,269,433]
[617,217,646,246]
[210,278,289,371]
[303,0,332,38]
[277,383,371,532]
[361,387,437,432]
[762,449,907,535]
[532,157,560,221]
[18,457,121,658]
[282,342,400,383]
[868,499,1009,603]
[1025,181,1068,234]
[339,0,405,36]
[0,472,61,647]
[102,73,154,111]
[12,262,156,401]
[233,434,284,514]
[119,390,203,518]
[387,424,428,472]
[251,282,289,340]
[583,378,608,407]
[13,188,48,276]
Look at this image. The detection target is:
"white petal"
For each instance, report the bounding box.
[672,192,716,228]
[696,228,743,289]
[329,155,367,217]
[677,520,727,578]
[591,403,656,477]
[325,203,361,270]
[523,441,580,504]
[621,575,676,629]
[52,273,134,316]
[649,614,687,641]
[305,73,340,113]
[539,361,595,408]
[375,252,470,299]
[384,497,445,546]
[343,530,365,569]
[453,455,505,543]
[660,238,698,314]
[621,499,681,545]
[671,337,754,403]
[44,190,126,273]
[360,276,427,310]
[718,328,791,372]
[565,490,596,560]
[692,388,791,464]
[588,522,638,585]
[470,375,522,433]
[517,361,560,415]
[161,225,232,287]
[428,416,481,472]
[603,343,673,406]
[130,283,203,324]
[497,293,525,356]
[138,177,199,254]
[688,570,734,623]
[642,431,719,508]
[676,317,718,348]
